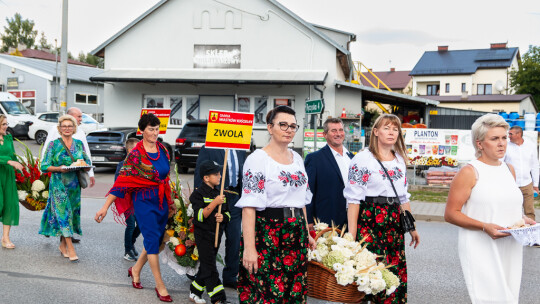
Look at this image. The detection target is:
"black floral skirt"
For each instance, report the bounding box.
[237,215,308,304]
[357,202,407,304]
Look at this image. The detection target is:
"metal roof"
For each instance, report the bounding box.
[0,53,103,83]
[335,80,439,107]
[90,0,353,73]
[90,68,328,85]
[310,23,356,40]
[410,47,519,76]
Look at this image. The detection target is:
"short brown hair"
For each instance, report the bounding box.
[323,117,343,133]
[125,138,140,151]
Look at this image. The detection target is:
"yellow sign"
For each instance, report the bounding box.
[429,110,438,115]
[137,108,171,135]
[205,110,254,150]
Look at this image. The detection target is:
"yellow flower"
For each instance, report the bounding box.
[166,229,175,237]
[191,254,198,261]
[180,226,187,233]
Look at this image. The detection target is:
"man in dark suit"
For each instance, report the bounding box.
[305,118,354,229]
[194,146,246,289]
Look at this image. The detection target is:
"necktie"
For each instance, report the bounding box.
[230,150,237,187]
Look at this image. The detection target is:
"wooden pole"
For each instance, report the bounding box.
[215,149,229,247]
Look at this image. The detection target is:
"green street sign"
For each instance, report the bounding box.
[305,99,323,114]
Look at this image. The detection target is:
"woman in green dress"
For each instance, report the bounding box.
[0,114,23,249]
[39,115,91,262]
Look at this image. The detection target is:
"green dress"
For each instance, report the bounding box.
[0,134,19,226]
[39,138,90,237]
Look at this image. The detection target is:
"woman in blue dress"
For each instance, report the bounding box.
[95,113,176,302]
[40,115,91,262]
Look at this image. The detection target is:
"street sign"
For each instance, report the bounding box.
[305,99,323,114]
[205,110,255,150]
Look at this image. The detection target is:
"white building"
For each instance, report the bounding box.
[91,0,436,149]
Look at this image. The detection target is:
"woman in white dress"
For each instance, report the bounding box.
[445,114,536,304]
[236,105,315,304]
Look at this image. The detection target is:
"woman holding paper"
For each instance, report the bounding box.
[236,105,315,303]
[95,113,175,302]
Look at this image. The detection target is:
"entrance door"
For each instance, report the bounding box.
[199,95,234,119]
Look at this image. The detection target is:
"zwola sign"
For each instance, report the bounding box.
[205,110,254,150]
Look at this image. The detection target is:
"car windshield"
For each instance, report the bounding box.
[1,101,31,115]
[87,132,123,142]
[82,114,98,124]
[179,124,207,137]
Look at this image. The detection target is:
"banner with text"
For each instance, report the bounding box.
[205,110,254,150]
[137,108,171,135]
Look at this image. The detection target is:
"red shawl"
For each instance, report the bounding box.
[108,140,173,223]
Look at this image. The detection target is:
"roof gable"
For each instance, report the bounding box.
[410,47,519,76]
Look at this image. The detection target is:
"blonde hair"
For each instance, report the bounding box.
[0,114,6,125]
[471,114,509,158]
[369,114,408,164]
[57,115,78,134]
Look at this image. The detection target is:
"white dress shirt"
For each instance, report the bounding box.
[328,144,352,183]
[41,125,94,177]
[503,138,539,187]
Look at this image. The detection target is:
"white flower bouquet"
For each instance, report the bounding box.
[307,220,400,302]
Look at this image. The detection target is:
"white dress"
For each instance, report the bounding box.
[458,160,523,304]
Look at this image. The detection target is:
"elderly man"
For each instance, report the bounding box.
[305,117,354,229]
[504,125,539,221]
[41,107,95,243]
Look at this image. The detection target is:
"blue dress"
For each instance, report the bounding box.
[111,147,169,254]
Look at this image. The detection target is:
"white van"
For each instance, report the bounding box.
[0,92,35,137]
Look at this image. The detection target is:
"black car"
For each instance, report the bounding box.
[175,120,256,173]
[87,127,174,167]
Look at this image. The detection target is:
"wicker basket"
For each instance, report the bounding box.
[19,198,46,211]
[307,228,365,303]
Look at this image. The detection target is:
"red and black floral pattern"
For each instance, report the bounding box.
[277,171,307,188]
[379,166,404,182]
[357,202,407,304]
[348,165,371,186]
[243,170,266,194]
[238,215,308,303]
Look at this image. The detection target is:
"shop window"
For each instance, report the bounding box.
[170,97,182,125]
[75,93,99,105]
[237,97,250,112]
[477,84,492,95]
[144,96,165,108]
[254,97,268,126]
[427,85,440,96]
[186,97,200,121]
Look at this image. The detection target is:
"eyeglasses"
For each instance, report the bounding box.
[60,125,74,129]
[272,122,299,132]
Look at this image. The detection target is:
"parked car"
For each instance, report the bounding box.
[87,127,174,167]
[0,92,35,137]
[29,111,105,144]
[175,120,256,173]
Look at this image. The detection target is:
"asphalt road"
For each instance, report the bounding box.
[4,140,540,303]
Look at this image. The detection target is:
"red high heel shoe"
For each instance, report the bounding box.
[155,287,173,302]
[128,267,143,289]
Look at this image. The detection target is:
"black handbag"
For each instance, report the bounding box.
[60,138,89,189]
[376,159,416,233]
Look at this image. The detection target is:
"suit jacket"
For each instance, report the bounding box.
[194,146,246,191]
[305,145,354,227]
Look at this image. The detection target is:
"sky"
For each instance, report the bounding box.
[1,0,540,71]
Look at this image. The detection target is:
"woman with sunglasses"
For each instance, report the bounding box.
[236,105,315,303]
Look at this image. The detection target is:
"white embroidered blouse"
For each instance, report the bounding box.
[236,149,313,211]
[343,149,411,205]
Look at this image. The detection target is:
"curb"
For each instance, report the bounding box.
[414,214,445,222]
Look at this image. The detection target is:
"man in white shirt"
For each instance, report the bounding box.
[504,126,539,220]
[305,118,354,228]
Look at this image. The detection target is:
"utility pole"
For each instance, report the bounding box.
[59,0,68,115]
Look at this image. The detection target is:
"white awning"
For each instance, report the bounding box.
[90,69,327,85]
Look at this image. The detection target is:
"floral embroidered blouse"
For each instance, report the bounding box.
[236,149,313,211]
[343,149,410,205]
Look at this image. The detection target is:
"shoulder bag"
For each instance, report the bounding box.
[60,138,89,189]
[376,158,416,233]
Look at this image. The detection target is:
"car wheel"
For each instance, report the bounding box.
[35,130,48,145]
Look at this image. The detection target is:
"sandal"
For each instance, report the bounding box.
[1,238,15,249]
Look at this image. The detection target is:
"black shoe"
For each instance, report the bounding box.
[124,251,137,261]
[72,237,81,243]
[186,274,196,281]
[223,281,237,289]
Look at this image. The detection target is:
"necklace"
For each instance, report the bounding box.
[146,144,160,161]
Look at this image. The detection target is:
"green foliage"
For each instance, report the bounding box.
[1,13,38,52]
[37,31,52,50]
[78,51,104,68]
[510,45,540,109]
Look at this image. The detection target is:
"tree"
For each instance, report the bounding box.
[37,31,53,50]
[77,51,104,68]
[510,45,540,108]
[1,13,38,52]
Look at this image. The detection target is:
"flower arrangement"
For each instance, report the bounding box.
[14,140,50,211]
[161,170,199,275]
[308,220,400,296]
